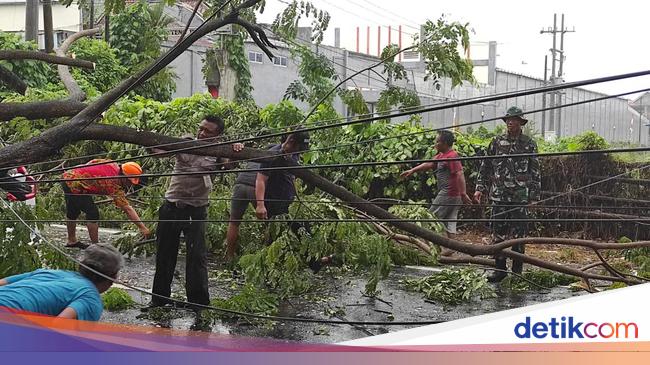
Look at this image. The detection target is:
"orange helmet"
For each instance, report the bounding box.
[121,162,142,185]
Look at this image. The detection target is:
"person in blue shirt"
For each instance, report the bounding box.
[0,243,123,321]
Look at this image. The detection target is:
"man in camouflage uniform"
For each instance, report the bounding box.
[473,106,541,282]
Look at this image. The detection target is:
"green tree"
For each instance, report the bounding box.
[110,0,177,101]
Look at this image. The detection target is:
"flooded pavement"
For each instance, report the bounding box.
[44,225,585,344]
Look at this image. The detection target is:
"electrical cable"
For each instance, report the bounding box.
[47,193,650,211]
[17,144,650,186]
[0,197,445,326]
[4,71,647,179]
[4,218,650,224]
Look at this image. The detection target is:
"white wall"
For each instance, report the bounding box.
[0,1,81,33]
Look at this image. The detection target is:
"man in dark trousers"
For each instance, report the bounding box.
[149,115,243,308]
[474,106,541,282]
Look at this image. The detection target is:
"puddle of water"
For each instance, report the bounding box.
[42,225,585,343]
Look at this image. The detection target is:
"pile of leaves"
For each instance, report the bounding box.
[101,287,136,311]
[500,270,577,292]
[402,268,496,305]
[210,284,279,325]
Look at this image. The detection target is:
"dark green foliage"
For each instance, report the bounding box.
[501,270,577,291]
[69,38,128,93]
[210,284,279,325]
[110,1,176,101]
[0,202,74,278]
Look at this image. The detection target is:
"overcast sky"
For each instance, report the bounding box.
[258,0,650,99]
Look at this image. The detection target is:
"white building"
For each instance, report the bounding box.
[0,0,82,48]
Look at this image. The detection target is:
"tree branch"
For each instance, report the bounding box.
[0,50,95,69]
[0,99,86,121]
[55,27,101,102]
[0,0,269,168]
[233,19,277,60]
[0,64,27,95]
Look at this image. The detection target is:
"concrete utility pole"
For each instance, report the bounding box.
[25,0,39,43]
[43,0,54,53]
[89,0,95,29]
[541,13,575,139]
[542,55,548,135]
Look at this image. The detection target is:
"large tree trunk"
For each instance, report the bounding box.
[0,99,86,121]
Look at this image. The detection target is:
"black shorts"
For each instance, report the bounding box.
[62,183,99,221]
[229,183,292,221]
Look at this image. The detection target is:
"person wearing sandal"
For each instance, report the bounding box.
[62,159,150,248]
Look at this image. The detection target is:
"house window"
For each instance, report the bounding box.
[248,51,263,64]
[273,56,288,67]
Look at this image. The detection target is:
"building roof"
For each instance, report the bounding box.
[630,92,650,108]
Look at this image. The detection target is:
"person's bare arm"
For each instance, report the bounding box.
[255,173,269,219]
[121,205,151,237]
[57,307,78,320]
[400,162,436,179]
[455,171,472,204]
[0,279,8,286]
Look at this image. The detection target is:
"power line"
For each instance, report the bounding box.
[264,25,467,103]
[2,170,647,325]
[19,145,650,186]
[317,0,418,38]
[4,218,650,224]
[4,85,649,185]
[356,0,422,31]
[4,74,650,185]
[52,193,650,211]
[0,196,446,326]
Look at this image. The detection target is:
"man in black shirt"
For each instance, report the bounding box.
[225,130,309,262]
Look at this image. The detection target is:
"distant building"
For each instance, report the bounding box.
[2,0,645,144]
[0,0,81,48]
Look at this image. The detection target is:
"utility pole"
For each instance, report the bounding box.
[89,0,95,29]
[541,55,548,136]
[541,13,575,138]
[25,0,39,43]
[105,14,110,43]
[43,0,54,53]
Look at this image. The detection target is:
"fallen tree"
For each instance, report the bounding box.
[0,0,646,289]
[0,99,87,121]
[73,123,649,285]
